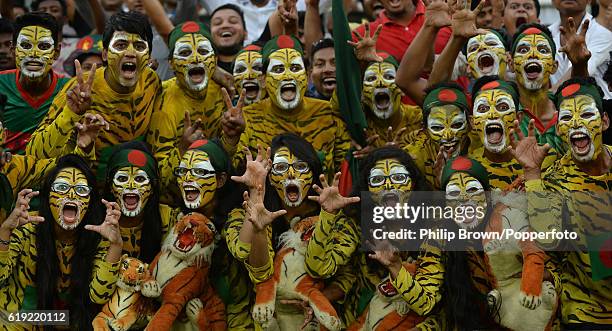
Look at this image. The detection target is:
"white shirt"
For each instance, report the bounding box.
[549,13,612,99]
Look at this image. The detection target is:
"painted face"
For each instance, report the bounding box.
[265,49,307,111]
[445,172,487,230]
[269,147,313,208]
[233,50,264,104]
[106,31,150,88]
[368,158,413,207]
[557,95,603,162]
[513,34,555,90]
[171,33,216,93]
[49,167,91,230]
[15,26,56,81]
[466,32,507,79]
[472,89,517,153]
[175,150,217,209]
[362,62,402,120]
[111,166,152,217]
[427,105,469,159]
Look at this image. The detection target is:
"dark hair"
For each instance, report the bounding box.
[211,3,246,30]
[264,133,323,248]
[603,52,612,86]
[13,12,60,45]
[31,0,67,16]
[104,141,162,264]
[0,18,14,35]
[471,75,520,112]
[103,11,153,52]
[36,154,103,331]
[310,38,334,64]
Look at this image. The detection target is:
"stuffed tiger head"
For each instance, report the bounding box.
[278,216,318,253]
[164,212,216,264]
[116,255,149,292]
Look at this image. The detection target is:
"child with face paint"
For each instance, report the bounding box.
[233,44,266,106]
[0,155,123,330]
[512,77,612,328]
[468,76,558,189]
[26,11,161,181]
[0,12,69,154]
[230,35,351,181]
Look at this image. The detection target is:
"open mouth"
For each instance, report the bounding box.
[285,184,301,203]
[188,66,206,84]
[24,60,44,71]
[301,227,314,241]
[280,82,297,101]
[373,1,384,11]
[387,0,402,8]
[174,225,196,252]
[515,16,527,27]
[381,192,399,207]
[242,81,260,100]
[570,131,591,155]
[485,122,504,145]
[477,54,495,74]
[440,140,460,157]
[121,61,137,79]
[219,31,234,41]
[183,185,200,202]
[322,77,336,90]
[61,202,79,225]
[524,62,542,80]
[374,90,391,110]
[122,193,140,211]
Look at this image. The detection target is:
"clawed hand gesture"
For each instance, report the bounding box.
[231,145,271,190]
[279,0,298,31]
[425,0,452,28]
[221,88,246,142]
[76,113,109,151]
[243,185,287,233]
[349,24,383,63]
[67,60,96,115]
[352,129,381,159]
[308,172,360,214]
[382,126,407,148]
[508,119,550,173]
[450,0,489,38]
[180,111,204,155]
[560,17,591,66]
[368,240,402,271]
[1,189,44,232]
[85,199,123,246]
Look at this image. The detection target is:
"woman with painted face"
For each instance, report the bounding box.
[0,154,122,330]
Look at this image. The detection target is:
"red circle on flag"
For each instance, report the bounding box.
[182,21,200,33]
[451,157,472,171]
[599,238,612,268]
[127,150,147,167]
[190,139,208,149]
[561,83,581,97]
[482,81,500,90]
[439,89,458,102]
[277,35,295,49]
[524,27,542,35]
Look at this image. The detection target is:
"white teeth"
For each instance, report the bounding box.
[571,133,588,139]
[243,82,258,88]
[221,32,232,37]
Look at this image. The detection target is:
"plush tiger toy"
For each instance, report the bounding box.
[141,212,226,331]
[483,178,557,331]
[252,216,343,331]
[92,255,151,331]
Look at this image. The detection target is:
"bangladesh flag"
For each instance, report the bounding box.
[587,233,612,281]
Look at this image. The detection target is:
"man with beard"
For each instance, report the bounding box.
[307,38,336,100]
[0,13,69,154]
[0,18,15,71]
[210,4,248,73]
[26,11,160,181]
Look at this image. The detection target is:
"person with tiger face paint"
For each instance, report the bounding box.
[464,29,509,80]
[233,44,266,105]
[0,155,123,330]
[512,77,611,328]
[0,12,69,154]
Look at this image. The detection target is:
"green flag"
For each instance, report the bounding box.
[333,0,367,146]
[587,233,612,281]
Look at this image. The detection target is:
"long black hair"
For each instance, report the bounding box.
[36,154,103,331]
[104,141,162,264]
[264,133,323,248]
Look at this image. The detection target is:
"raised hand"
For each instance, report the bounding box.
[368,240,402,272]
[279,0,298,32]
[425,0,452,29]
[348,24,383,63]
[243,186,287,232]
[308,172,360,214]
[85,199,122,246]
[353,129,381,159]
[509,119,550,176]
[67,60,96,115]
[231,144,271,189]
[0,189,44,232]
[213,67,235,97]
[433,144,455,188]
[76,113,109,151]
[382,126,408,148]
[559,17,591,66]
[450,0,488,38]
[180,111,204,155]
[221,88,246,144]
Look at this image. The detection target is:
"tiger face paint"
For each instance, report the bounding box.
[171,33,216,93]
[111,166,152,218]
[176,150,217,209]
[472,89,517,153]
[368,158,413,207]
[362,62,402,120]
[427,105,468,159]
[269,147,313,208]
[466,32,507,79]
[265,49,307,111]
[105,31,150,88]
[557,94,603,162]
[445,172,487,230]
[233,50,264,105]
[15,25,57,81]
[513,34,555,90]
[49,167,91,231]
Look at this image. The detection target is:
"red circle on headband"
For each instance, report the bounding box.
[561,83,581,97]
[277,35,295,49]
[523,27,542,35]
[244,44,261,52]
[128,150,147,167]
[600,238,612,268]
[182,21,200,33]
[190,139,208,149]
[451,157,472,171]
[439,89,458,102]
[482,81,500,90]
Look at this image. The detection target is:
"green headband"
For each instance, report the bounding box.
[188,139,229,172]
[107,149,157,179]
[473,79,520,111]
[262,35,303,65]
[440,156,490,191]
[511,26,556,57]
[168,21,212,54]
[423,86,470,118]
[555,80,604,112]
